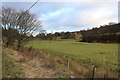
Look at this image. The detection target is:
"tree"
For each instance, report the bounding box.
[75,32,82,42]
[2,7,20,47]
[46,33,53,40]
[2,7,42,50]
[36,30,47,40]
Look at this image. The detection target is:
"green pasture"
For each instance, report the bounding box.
[27,39,118,70]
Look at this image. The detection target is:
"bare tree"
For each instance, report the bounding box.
[2,7,19,47]
[2,7,42,50]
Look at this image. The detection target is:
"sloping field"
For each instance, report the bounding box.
[27,40,118,70]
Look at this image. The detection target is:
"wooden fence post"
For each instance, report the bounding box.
[92,65,96,80]
[67,58,70,71]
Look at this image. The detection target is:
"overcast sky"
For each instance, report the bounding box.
[2,0,119,34]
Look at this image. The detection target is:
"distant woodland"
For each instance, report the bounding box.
[36,23,120,43]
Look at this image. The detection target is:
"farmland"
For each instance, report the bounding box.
[2,3,119,78]
[27,39,118,70]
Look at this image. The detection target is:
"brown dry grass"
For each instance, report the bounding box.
[2,47,118,78]
[3,47,74,78]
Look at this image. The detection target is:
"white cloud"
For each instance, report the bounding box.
[2,1,118,32]
[39,2,118,31]
[77,7,118,26]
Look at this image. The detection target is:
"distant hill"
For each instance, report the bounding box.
[80,23,120,43]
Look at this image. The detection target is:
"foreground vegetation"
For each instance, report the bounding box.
[27,39,118,70]
[2,48,77,78]
[2,51,24,78]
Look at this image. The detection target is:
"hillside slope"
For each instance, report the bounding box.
[2,48,74,78]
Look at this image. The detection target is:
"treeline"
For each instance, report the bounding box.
[36,23,120,43]
[36,30,82,42]
[80,23,120,43]
[36,31,76,40]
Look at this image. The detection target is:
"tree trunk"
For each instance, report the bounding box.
[17,40,21,51]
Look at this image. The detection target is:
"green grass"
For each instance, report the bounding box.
[27,39,118,70]
[2,51,24,78]
[55,74,70,78]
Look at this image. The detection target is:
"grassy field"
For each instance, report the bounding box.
[27,39,118,70]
